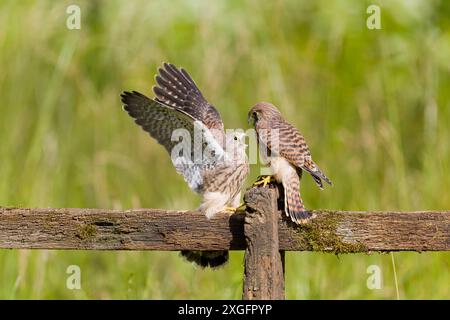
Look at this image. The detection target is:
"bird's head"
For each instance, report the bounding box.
[248,102,281,126]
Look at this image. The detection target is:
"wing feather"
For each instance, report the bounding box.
[121,91,224,193]
[153,63,225,144]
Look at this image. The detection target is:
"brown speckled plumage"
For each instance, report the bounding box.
[249,102,331,224]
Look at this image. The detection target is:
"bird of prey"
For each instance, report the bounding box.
[248,102,331,224]
[121,63,249,268]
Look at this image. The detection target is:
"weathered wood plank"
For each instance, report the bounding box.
[0,204,449,251]
[243,187,284,300]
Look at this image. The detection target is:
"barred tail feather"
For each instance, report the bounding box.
[282,172,313,224]
[180,250,229,268]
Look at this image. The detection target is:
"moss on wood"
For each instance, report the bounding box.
[294,211,368,254]
[76,224,97,240]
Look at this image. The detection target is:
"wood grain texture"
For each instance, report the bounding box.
[0,202,449,251]
[243,187,284,300]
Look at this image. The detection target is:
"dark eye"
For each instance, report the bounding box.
[234,136,238,141]
[253,111,257,118]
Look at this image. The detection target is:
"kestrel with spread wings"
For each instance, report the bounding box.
[121,63,249,268]
[248,102,331,224]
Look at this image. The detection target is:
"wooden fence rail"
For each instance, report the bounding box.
[1,185,449,299]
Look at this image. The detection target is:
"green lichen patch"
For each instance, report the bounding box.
[294,211,368,254]
[76,224,97,240]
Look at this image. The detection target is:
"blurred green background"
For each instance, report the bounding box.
[0,0,449,299]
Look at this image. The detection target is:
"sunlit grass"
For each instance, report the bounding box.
[0,0,449,299]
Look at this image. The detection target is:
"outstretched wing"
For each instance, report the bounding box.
[258,120,332,188]
[153,63,225,145]
[121,91,224,193]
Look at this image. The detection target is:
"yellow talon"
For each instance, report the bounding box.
[223,206,238,215]
[253,175,273,188]
[223,202,247,216]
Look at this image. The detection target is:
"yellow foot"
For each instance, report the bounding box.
[253,175,273,188]
[223,206,237,215]
[233,202,246,213]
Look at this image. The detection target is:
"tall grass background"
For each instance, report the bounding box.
[0,0,449,299]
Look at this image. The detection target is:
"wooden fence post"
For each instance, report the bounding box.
[242,186,285,300]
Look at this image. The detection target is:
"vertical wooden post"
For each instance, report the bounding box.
[242,186,285,300]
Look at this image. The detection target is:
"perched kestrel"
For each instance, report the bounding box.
[248,102,331,224]
[121,63,249,268]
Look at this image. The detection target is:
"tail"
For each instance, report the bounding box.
[180,250,229,268]
[282,171,314,224]
[302,159,332,190]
